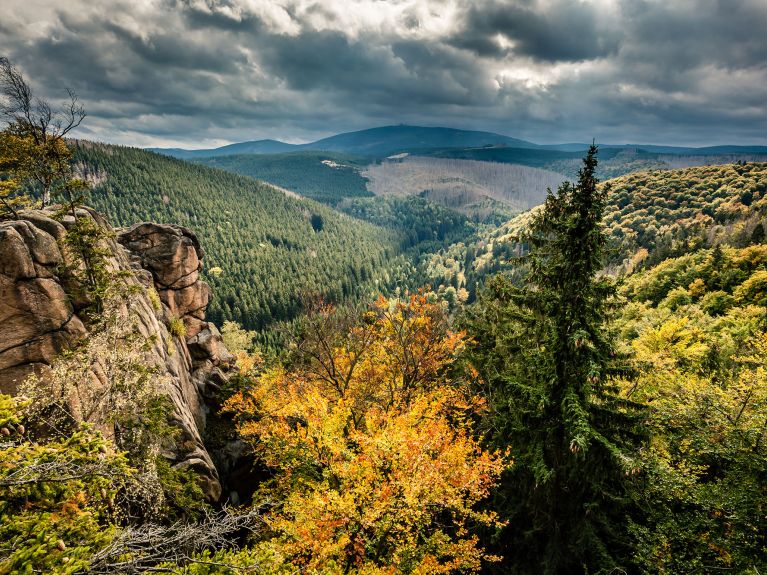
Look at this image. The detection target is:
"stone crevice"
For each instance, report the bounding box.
[0,311,79,357]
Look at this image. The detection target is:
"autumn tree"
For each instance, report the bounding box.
[0,57,85,209]
[224,294,506,575]
[614,245,767,572]
[464,145,645,574]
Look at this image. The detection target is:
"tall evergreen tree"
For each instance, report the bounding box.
[465,145,645,574]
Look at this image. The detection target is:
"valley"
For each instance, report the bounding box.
[2,2,767,572]
[6,125,767,574]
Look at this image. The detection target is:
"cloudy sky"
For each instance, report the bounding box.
[1,0,765,148]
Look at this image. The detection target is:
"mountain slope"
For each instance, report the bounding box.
[422,162,767,298]
[73,142,409,331]
[73,142,480,331]
[362,156,565,220]
[193,151,372,205]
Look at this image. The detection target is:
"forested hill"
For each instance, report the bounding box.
[604,162,767,266]
[193,151,372,205]
[72,142,411,330]
[423,162,767,296]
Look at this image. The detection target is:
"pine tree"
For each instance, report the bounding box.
[465,145,645,574]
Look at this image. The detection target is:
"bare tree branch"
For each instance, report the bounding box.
[87,507,270,575]
[0,57,87,207]
[0,458,123,487]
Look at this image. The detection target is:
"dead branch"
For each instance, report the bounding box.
[87,506,269,574]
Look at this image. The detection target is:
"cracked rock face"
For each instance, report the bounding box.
[118,223,215,337]
[0,209,233,502]
[0,216,87,394]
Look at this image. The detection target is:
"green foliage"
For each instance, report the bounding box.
[604,162,767,266]
[168,316,187,338]
[57,209,114,319]
[0,133,34,219]
[193,151,372,205]
[615,250,767,572]
[220,320,256,353]
[338,194,476,255]
[72,142,431,332]
[464,146,645,574]
[700,289,735,315]
[154,456,209,521]
[0,395,130,575]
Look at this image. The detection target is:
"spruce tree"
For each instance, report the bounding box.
[465,145,645,574]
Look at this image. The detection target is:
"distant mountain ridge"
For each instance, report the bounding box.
[153,139,297,159]
[149,125,538,159]
[148,124,767,160]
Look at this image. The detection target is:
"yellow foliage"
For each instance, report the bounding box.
[631,316,709,375]
[687,278,706,299]
[224,294,506,574]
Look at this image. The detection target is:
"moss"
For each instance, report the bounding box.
[166,334,176,356]
[168,316,186,338]
[147,286,162,311]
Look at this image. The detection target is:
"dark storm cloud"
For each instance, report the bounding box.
[450,0,621,62]
[0,0,765,147]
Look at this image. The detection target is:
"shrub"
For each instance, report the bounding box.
[661,286,692,311]
[701,290,735,316]
[168,316,187,338]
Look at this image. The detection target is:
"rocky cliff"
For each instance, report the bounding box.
[0,207,233,501]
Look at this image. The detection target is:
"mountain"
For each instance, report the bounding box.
[150,124,538,159]
[148,124,767,162]
[148,139,298,159]
[301,124,538,156]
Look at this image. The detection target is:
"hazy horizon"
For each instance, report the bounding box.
[146,122,767,152]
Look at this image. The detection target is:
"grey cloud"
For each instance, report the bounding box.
[451,0,621,62]
[0,0,764,147]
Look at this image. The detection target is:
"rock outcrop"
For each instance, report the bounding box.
[0,215,87,392]
[0,208,233,501]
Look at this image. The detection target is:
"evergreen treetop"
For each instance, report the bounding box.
[465,144,645,574]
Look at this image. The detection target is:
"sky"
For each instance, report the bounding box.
[1,0,765,148]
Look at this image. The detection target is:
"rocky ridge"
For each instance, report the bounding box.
[0,207,233,501]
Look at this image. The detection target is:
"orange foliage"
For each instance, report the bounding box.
[224,294,506,574]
